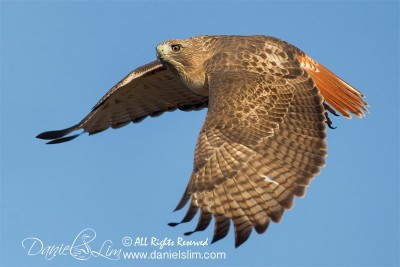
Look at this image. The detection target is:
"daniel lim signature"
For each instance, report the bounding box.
[22,228,124,260]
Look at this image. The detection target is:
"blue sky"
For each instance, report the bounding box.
[1,1,399,266]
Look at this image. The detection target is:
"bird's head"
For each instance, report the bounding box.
[156,36,214,96]
[156,38,200,72]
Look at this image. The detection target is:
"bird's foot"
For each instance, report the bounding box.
[323,102,339,129]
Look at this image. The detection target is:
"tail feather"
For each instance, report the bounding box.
[297,55,368,118]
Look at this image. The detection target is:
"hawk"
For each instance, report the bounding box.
[37,35,368,247]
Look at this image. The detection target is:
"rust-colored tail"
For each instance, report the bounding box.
[297,55,368,118]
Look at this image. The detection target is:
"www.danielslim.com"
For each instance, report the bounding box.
[122,250,226,260]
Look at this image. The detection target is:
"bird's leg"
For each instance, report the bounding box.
[323,102,339,129]
[324,111,336,129]
[324,102,340,117]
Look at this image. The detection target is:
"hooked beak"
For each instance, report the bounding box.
[156,44,167,60]
[156,46,163,59]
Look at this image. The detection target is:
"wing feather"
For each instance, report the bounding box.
[172,41,328,246]
[37,60,208,143]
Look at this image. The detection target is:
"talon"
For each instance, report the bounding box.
[328,122,337,129]
[324,111,337,129]
[324,102,340,117]
[323,102,339,129]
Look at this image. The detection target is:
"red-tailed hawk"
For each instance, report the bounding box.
[37,35,368,247]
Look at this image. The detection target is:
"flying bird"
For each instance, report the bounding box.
[37,35,368,247]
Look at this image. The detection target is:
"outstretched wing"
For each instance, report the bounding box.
[37,60,208,144]
[170,50,328,247]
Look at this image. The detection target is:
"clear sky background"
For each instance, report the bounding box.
[1,1,399,267]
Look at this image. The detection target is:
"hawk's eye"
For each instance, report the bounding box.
[171,44,182,53]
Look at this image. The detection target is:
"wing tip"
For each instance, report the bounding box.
[234,231,251,248]
[45,134,82,144]
[36,124,79,140]
[36,124,81,144]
